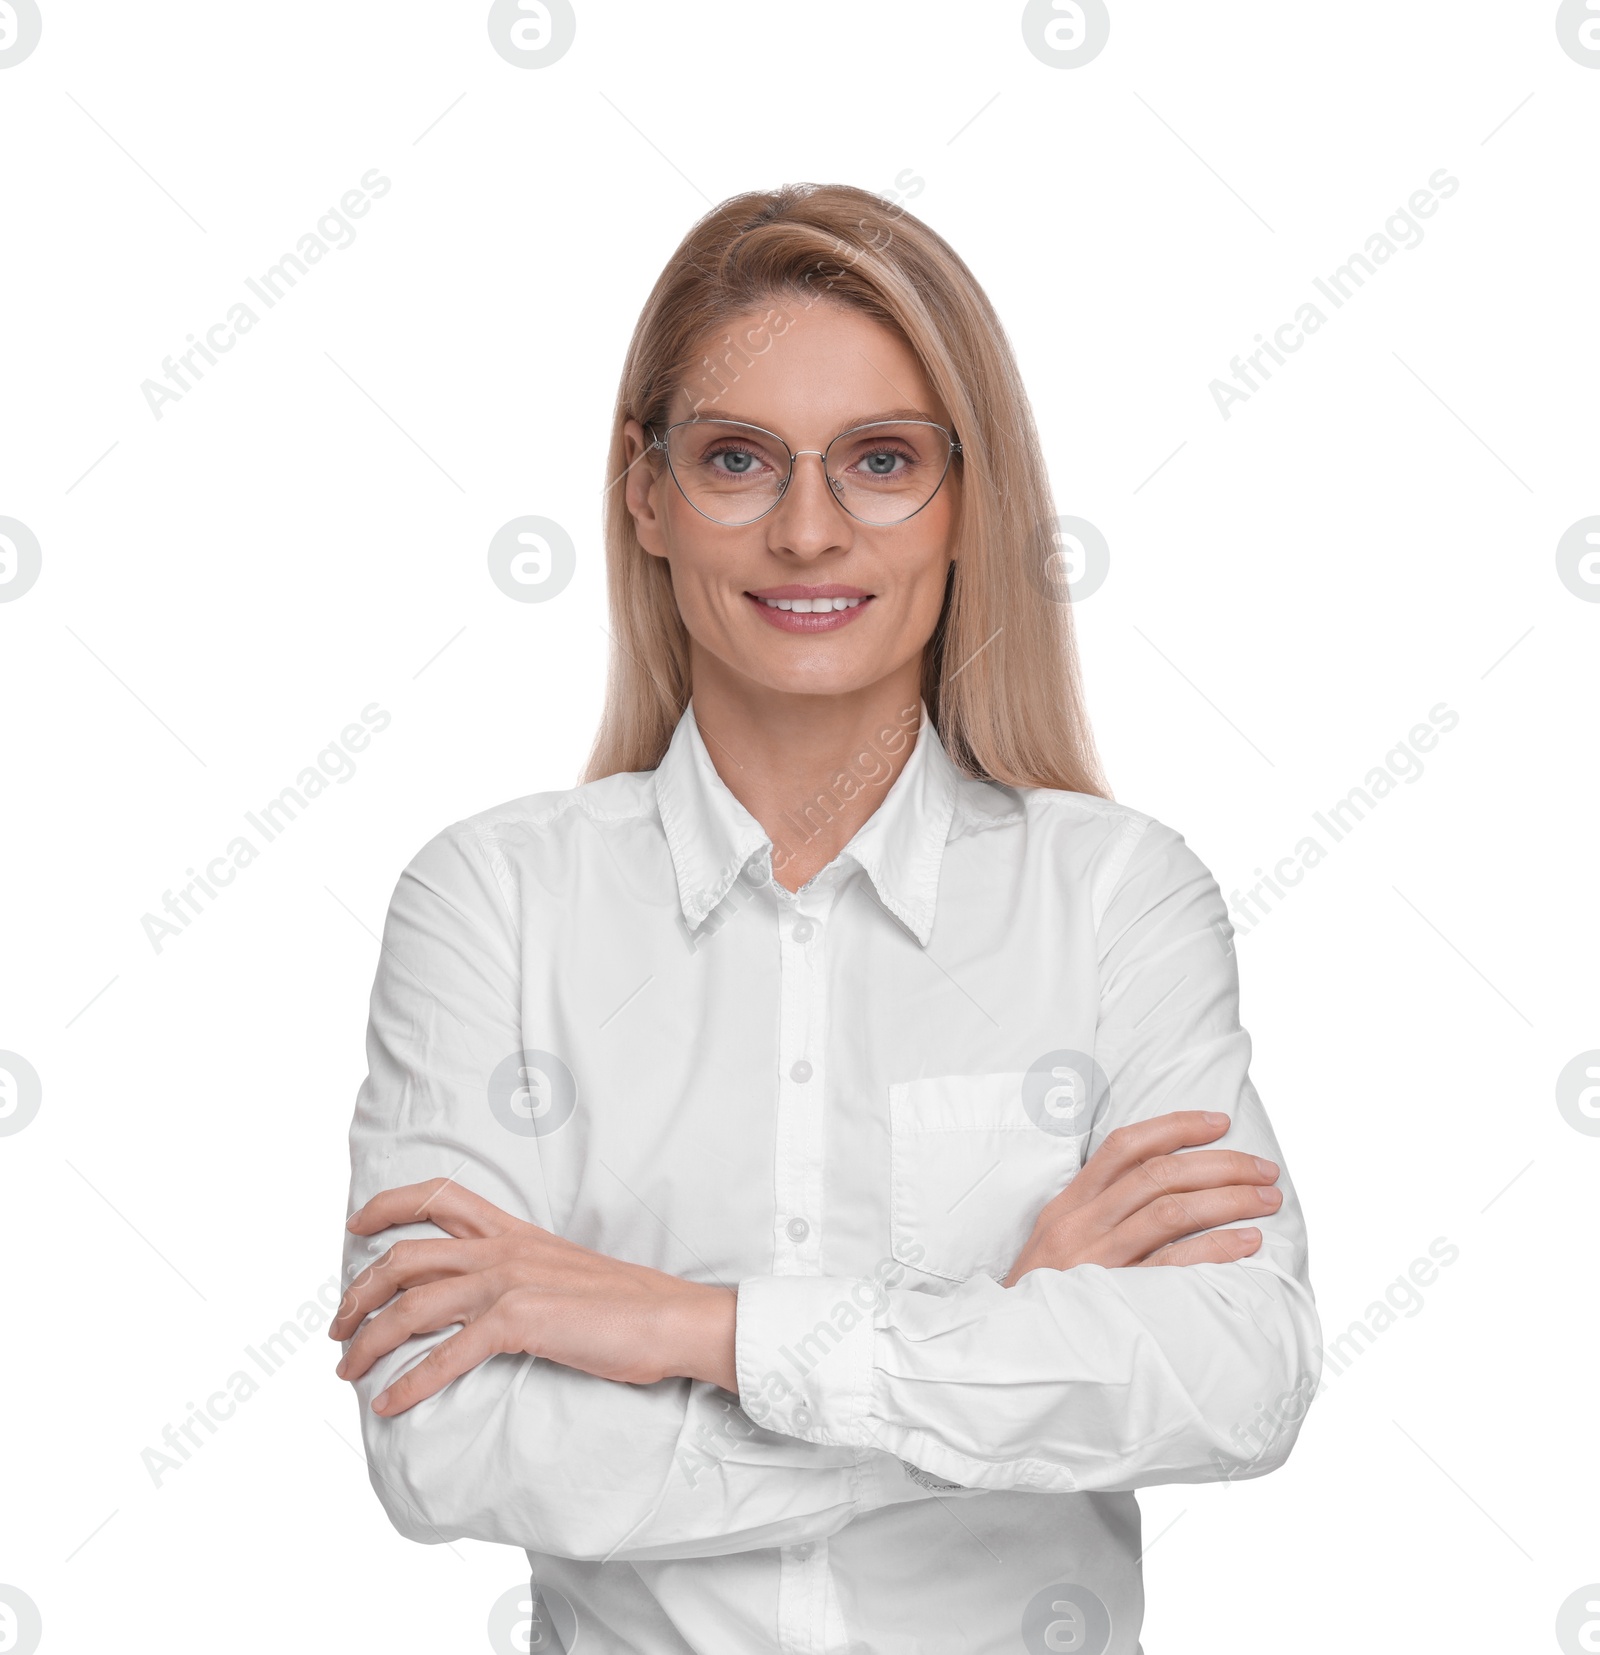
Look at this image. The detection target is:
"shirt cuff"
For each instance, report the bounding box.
[735,1274,878,1446]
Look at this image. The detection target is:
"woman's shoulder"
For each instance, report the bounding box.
[975,775,1166,852]
[400,767,663,882]
[995,780,1216,911]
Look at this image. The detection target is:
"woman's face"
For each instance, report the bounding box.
[623,298,960,702]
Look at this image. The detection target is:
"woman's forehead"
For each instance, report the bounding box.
[669,302,948,434]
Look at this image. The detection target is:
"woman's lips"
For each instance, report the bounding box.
[744,590,874,632]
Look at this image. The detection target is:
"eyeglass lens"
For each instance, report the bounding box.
[661,420,955,525]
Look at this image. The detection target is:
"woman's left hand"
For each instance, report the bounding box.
[329,1178,737,1415]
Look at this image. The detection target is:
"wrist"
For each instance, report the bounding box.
[662,1281,739,1391]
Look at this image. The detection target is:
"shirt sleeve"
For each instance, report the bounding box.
[734,815,1323,1493]
[340,822,946,1560]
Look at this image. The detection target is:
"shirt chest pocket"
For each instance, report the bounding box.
[888,1072,1088,1284]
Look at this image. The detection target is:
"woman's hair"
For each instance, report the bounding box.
[583,182,1110,798]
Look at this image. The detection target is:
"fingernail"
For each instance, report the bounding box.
[1237,1227,1261,1244]
[1204,1112,1227,1126]
[372,1389,390,1412]
[335,1358,347,1378]
[1259,1186,1282,1207]
[1255,1157,1279,1177]
[345,1215,359,1230]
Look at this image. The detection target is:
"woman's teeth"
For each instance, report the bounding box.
[757,596,864,612]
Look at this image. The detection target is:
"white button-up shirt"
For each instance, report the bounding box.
[341,698,1320,1655]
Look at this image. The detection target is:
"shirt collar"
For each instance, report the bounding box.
[654,698,960,947]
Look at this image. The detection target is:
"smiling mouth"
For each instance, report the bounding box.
[754,594,865,612]
[743,588,874,631]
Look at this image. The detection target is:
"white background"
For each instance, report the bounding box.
[1,3,1596,1651]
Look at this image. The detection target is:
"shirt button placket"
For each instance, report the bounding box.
[773,885,833,1654]
[778,1535,831,1655]
[773,888,829,1285]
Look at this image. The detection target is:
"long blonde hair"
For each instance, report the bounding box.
[583,182,1110,798]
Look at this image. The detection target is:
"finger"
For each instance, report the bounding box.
[338,1275,496,1383]
[346,1178,517,1243]
[1101,1182,1282,1265]
[1068,1112,1232,1203]
[1097,1149,1279,1229]
[329,1238,493,1339]
[1138,1227,1262,1268]
[370,1315,510,1416]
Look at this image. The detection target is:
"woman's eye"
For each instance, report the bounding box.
[710,447,762,474]
[859,448,910,476]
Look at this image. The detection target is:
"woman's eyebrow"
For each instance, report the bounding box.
[683,406,945,431]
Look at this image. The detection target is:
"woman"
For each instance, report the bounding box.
[331,183,1319,1655]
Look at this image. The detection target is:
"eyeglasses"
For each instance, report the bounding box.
[647,417,962,527]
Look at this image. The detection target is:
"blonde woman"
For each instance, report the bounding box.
[331,184,1320,1655]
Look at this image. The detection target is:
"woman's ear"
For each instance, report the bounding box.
[622,419,669,560]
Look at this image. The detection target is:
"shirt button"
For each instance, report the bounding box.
[794,1404,812,1427]
[793,1542,814,1562]
[789,1059,813,1083]
[741,858,765,885]
[791,918,815,943]
[786,1216,810,1242]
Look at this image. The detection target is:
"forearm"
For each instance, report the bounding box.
[347,1319,952,1560]
[736,1252,1322,1494]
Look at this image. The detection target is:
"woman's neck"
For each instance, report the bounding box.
[688,661,925,893]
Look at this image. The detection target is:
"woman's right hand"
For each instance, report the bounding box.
[1002,1110,1281,1287]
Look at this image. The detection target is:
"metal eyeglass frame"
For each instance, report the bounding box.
[646,417,963,527]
